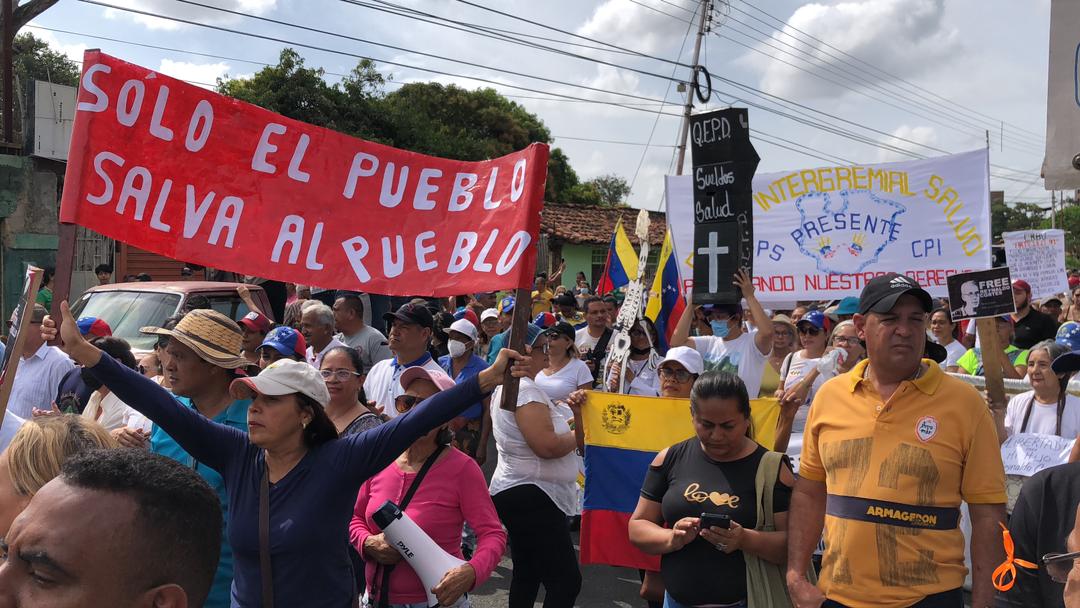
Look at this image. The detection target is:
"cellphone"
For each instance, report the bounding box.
[700,513,730,530]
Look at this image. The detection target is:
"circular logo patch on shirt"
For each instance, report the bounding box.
[915,415,938,443]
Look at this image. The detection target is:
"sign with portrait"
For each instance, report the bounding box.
[945,266,1015,321]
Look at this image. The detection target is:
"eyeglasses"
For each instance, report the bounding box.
[833,336,859,346]
[658,367,694,383]
[1043,551,1080,583]
[320,369,362,381]
[774,330,794,338]
[395,394,421,413]
[798,326,822,336]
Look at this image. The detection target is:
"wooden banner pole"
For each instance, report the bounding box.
[975,317,1008,439]
[50,223,78,346]
[499,287,531,411]
[0,267,43,427]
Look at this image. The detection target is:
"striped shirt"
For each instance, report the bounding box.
[7,344,75,418]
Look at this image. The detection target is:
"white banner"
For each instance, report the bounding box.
[666,149,992,301]
[1004,229,1069,300]
[1001,432,1075,477]
[1044,0,1080,189]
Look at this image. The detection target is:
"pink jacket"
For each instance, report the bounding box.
[349,447,507,604]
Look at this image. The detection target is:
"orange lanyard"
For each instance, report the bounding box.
[993,522,1039,592]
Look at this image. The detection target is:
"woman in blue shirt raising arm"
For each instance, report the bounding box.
[44,301,526,608]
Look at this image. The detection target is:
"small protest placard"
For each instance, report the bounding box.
[1001,432,1075,477]
[946,267,1015,321]
[1003,229,1069,300]
[689,108,758,305]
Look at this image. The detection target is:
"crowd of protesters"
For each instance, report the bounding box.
[4,267,1080,608]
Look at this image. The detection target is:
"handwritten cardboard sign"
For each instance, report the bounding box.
[1001,432,1075,477]
[1004,229,1069,301]
[60,52,548,297]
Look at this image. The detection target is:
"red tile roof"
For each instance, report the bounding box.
[540,202,667,246]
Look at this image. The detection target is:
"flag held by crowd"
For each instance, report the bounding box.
[595,217,639,295]
[580,392,781,570]
[645,229,686,351]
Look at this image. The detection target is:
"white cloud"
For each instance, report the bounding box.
[877,125,938,162]
[157,59,231,89]
[754,0,961,99]
[102,0,278,31]
[578,0,696,55]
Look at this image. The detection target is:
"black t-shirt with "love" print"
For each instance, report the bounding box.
[641,438,791,606]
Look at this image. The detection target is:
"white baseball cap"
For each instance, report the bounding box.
[448,318,478,341]
[480,308,499,323]
[230,359,330,406]
[659,346,705,375]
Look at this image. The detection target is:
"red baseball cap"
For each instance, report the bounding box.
[1012,279,1031,293]
[1070,276,1080,290]
[238,311,271,334]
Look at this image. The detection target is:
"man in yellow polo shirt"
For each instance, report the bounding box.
[786,273,1006,608]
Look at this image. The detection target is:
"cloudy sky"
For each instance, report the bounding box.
[30,0,1050,210]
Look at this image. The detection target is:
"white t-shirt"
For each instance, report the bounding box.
[1004,390,1080,438]
[575,327,603,352]
[534,358,593,404]
[692,331,770,398]
[489,378,579,516]
[942,340,966,369]
[82,390,139,432]
[606,357,660,396]
[363,355,445,419]
[336,325,392,371]
[306,337,347,369]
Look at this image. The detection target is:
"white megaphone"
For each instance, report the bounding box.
[373,500,468,608]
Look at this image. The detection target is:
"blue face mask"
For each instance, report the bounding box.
[710,319,730,338]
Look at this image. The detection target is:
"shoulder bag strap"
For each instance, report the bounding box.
[755,451,783,531]
[260,463,274,608]
[1019,394,1038,434]
[377,443,447,608]
[779,352,794,384]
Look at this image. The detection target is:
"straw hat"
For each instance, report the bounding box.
[141,309,249,369]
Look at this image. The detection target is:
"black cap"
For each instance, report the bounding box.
[857,273,933,315]
[382,302,434,329]
[541,321,576,342]
[1053,350,1080,374]
[554,292,577,308]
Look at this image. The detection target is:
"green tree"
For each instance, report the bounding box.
[583,173,630,206]
[991,199,1046,237]
[14,32,79,87]
[1043,202,1080,268]
[545,147,579,203]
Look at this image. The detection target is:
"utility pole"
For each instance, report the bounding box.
[1052,190,1057,229]
[2,0,12,146]
[674,0,712,176]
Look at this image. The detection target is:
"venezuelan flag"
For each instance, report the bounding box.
[645,229,686,351]
[580,393,781,570]
[595,218,639,296]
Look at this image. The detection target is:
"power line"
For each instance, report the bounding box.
[626,0,694,24]
[555,134,677,147]
[715,12,1046,152]
[82,0,689,115]
[730,0,1045,143]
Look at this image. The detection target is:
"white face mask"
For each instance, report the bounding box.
[448,339,470,358]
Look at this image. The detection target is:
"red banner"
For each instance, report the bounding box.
[60,51,548,296]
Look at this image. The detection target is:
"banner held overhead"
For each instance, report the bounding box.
[667,149,991,301]
[60,51,549,297]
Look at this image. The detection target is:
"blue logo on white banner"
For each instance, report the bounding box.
[791,189,907,275]
[665,149,991,301]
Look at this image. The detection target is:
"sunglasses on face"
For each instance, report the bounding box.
[320,369,361,381]
[395,394,421,413]
[1043,551,1080,583]
[658,367,694,383]
[798,326,822,336]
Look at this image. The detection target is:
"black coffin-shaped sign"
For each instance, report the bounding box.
[690,108,759,305]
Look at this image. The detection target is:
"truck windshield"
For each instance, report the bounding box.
[71,291,181,351]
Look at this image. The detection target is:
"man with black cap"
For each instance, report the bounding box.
[786,273,1006,608]
[363,302,444,419]
[553,292,586,329]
